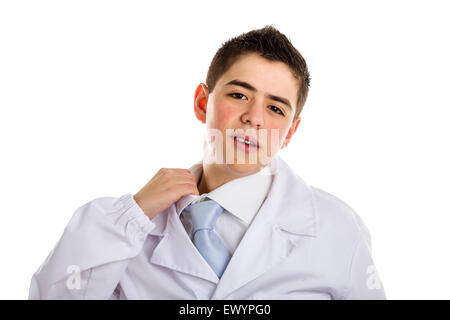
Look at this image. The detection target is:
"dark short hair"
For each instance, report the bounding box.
[205,25,311,121]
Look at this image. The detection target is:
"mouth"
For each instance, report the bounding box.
[232,134,259,151]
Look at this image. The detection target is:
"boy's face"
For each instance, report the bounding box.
[194,52,301,175]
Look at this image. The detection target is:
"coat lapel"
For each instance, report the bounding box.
[148,204,219,284]
[210,156,318,299]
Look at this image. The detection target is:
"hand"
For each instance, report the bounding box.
[133,168,199,219]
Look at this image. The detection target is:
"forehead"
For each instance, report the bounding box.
[216,53,299,104]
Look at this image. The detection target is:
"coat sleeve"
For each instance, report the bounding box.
[339,223,387,300]
[28,193,155,300]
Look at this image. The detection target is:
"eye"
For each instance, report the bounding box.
[228,92,247,100]
[269,105,285,116]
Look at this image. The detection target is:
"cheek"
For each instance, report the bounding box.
[264,125,289,148]
[266,124,285,137]
[209,103,237,129]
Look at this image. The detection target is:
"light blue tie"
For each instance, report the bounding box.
[183,198,231,278]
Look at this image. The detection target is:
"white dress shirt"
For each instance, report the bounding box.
[176,161,272,255]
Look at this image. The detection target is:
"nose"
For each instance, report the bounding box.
[240,101,264,128]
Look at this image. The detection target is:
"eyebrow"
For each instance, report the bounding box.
[224,79,292,111]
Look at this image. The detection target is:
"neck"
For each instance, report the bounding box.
[198,162,263,194]
[197,164,230,194]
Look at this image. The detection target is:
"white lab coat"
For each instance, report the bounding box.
[29,155,386,299]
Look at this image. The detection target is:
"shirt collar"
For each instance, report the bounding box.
[175,160,273,225]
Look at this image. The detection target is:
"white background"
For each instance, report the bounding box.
[1,0,449,299]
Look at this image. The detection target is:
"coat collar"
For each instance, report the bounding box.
[265,154,317,237]
[148,155,318,297]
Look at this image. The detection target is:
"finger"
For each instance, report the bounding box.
[180,172,198,181]
[172,177,198,186]
[167,170,197,181]
[177,183,200,196]
[164,168,193,174]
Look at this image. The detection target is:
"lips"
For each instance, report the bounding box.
[233,134,259,148]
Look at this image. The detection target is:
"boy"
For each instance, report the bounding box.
[29,25,386,299]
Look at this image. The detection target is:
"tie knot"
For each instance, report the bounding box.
[183,199,224,232]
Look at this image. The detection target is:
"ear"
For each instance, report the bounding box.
[194,83,209,124]
[281,117,301,149]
